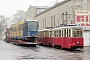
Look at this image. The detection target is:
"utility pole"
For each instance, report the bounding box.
[61,12,70,25]
[62,13,64,25]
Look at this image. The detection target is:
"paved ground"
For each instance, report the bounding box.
[0,40,90,60]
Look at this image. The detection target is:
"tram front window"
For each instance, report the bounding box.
[73,29,82,37]
[28,21,38,31]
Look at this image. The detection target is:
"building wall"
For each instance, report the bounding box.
[26,6,36,20]
[35,0,90,30]
[75,10,90,28]
[35,0,75,30]
[83,30,90,46]
[26,6,47,20]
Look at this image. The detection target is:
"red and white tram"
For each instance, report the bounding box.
[38,29,53,46]
[38,26,83,49]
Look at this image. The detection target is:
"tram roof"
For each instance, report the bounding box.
[10,23,18,28]
[26,20,38,21]
[83,28,90,30]
[54,26,83,30]
[38,28,53,31]
[18,20,24,25]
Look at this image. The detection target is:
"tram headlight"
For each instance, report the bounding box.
[31,34,35,37]
[73,43,75,45]
[26,42,28,44]
[35,40,38,42]
[76,41,79,44]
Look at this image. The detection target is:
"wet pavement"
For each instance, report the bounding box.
[0,40,90,60]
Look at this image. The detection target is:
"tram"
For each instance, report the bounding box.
[4,28,11,43]
[10,20,38,46]
[38,25,83,49]
[38,29,53,46]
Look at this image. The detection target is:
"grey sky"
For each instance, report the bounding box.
[0,0,57,17]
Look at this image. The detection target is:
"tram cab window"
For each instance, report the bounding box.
[72,29,82,37]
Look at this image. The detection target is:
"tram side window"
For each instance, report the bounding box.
[67,29,68,37]
[13,27,16,36]
[56,30,59,37]
[77,30,82,37]
[59,30,61,37]
[62,30,63,37]
[20,24,23,31]
[25,24,28,30]
[54,31,57,37]
[64,29,66,37]
[73,30,77,37]
[45,31,49,37]
[14,27,16,32]
[42,32,44,37]
[38,31,43,38]
[80,30,82,37]
[69,29,71,37]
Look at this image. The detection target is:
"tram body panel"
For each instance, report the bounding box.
[53,37,62,47]
[61,37,71,49]
[38,37,43,45]
[70,37,83,48]
[42,37,51,45]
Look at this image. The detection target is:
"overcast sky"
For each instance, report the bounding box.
[0,0,60,17]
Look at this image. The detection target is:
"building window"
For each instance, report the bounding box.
[43,19,44,28]
[54,16,55,27]
[51,17,52,27]
[45,19,46,28]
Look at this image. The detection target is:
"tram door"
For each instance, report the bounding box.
[63,29,68,48]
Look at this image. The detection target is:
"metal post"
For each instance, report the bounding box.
[66,12,67,25]
[62,13,64,25]
[61,12,70,26]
